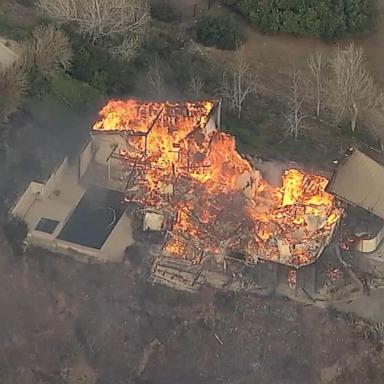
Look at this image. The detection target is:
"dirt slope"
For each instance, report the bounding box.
[0,230,383,384]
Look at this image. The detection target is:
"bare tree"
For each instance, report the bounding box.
[326,43,383,132]
[147,56,165,97]
[361,106,384,151]
[0,63,28,123]
[189,75,204,99]
[37,0,77,22]
[25,24,73,78]
[219,46,257,118]
[37,0,150,59]
[306,50,327,117]
[286,67,306,140]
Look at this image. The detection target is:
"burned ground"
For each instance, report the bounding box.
[0,230,383,384]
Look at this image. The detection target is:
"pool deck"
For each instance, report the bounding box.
[26,162,86,241]
[12,154,134,262]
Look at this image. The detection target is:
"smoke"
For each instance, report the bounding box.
[253,158,286,188]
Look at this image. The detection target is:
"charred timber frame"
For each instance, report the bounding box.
[91,99,338,271]
[161,230,203,262]
[108,101,220,193]
[91,100,220,173]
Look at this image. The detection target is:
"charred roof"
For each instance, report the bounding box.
[91,99,219,135]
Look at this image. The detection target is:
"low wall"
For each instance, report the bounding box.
[79,140,95,179]
[92,134,126,164]
[53,239,100,259]
[11,181,44,219]
[12,157,70,218]
[30,231,100,260]
[204,114,217,135]
[43,157,69,198]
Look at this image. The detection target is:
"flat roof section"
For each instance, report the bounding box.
[57,186,126,249]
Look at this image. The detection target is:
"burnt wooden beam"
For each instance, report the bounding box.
[146,106,165,135]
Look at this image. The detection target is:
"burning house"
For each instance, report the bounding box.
[11,99,342,291]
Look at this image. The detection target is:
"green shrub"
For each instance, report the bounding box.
[141,24,184,59]
[67,21,196,96]
[150,0,182,22]
[15,0,37,5]
[0,15,32,40]
[167,50,220,91]
[224,0,376,38]
[67,32,136,95]
[50,73,101,106]
[27,65,50,98]
[3,216,28,255]
[222,117,262,148]
[345,0,376,34]
[196,14,245,50]
[124,244,143,266]
[69,23,189,96]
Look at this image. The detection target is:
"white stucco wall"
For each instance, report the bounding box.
[79,140,95,179]
[43,157,69,198]
[92,134,127,164]
[11,181,44,219]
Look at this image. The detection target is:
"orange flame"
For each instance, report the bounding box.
[92,99,342,267]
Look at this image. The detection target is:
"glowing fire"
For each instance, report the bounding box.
[92,99,342,268]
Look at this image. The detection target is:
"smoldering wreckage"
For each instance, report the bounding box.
[12,99,384,295]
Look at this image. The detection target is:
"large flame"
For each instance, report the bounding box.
[92,99,341,267]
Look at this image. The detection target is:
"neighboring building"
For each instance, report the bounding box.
[327,149,384,221]
[327,148,384,276]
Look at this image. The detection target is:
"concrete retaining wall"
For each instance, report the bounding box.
[79,140,95,179]
[30,231,100,259]
[43,157,70,198]
[204,115,217,134]
[11,181,44,219]
[92,134,126,164]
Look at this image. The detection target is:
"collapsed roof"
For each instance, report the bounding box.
[326,149,384,220]
[92,99,218,134]
[91,99,341,269]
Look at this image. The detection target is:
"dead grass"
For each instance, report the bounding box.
[194,4,384,167]
[0,236,383,383]
[0,2,383,382]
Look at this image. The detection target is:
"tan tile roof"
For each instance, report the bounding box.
[327,149,384,219]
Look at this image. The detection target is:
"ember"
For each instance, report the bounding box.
[328,267,343,281]
[92,99,342,268]
[288,270,297,288]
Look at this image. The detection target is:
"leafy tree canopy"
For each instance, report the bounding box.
[223,0,376,38]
